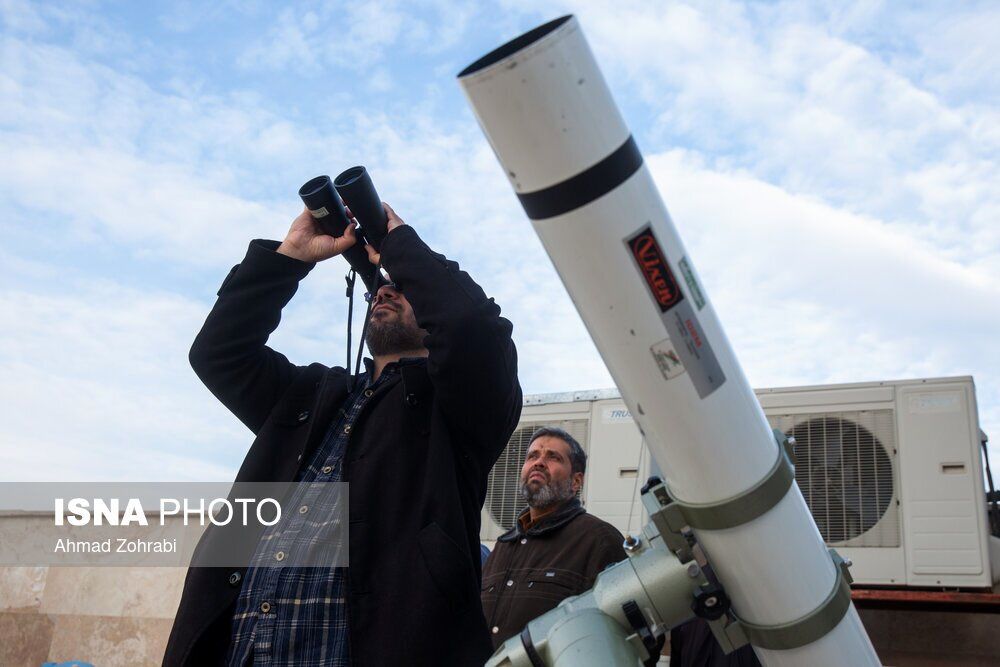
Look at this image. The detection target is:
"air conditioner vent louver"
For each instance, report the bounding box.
[768,412,899,547]
[486,419,590,530]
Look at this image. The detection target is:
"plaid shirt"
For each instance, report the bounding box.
[226,360,403,666]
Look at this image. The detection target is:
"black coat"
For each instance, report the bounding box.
[670,619,762,667]
[162,226,522,666]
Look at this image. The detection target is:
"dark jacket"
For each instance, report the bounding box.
[163,226,522,666]
[480,498,626,648]
[670,619,762,667]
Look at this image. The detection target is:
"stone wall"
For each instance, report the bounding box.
[0,565,186,666]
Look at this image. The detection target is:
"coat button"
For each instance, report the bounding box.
[364,389,374,398]
[343,424,352,434]
[520,538,527,545]
[260,601,271,613]
[297,410,310,423]
[322,465,334,474]
[506,579,514,587]
[492,626,499,634]
[228,571,241,586]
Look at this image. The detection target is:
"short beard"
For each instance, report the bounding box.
[366,319,426,356]
[519,475,576,510]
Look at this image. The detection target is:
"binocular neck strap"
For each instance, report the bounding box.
[347,260,384,391]
[345,270,357,374]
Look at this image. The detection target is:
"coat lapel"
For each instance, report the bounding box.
[299,368,353,466]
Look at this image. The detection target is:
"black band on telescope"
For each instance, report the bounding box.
[516,135,643,220]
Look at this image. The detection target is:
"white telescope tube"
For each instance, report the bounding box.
[459,16,879,666]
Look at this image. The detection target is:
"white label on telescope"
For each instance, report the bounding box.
[666,301,726,398]
[626,224,726,399]
[310,206,330,218]
[650,338,686,381]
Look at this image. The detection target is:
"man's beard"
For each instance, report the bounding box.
[366,318,426,356]
[519,474,576,510]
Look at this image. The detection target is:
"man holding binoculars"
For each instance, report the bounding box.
[163,196,522,666]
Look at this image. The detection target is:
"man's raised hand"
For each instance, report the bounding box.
[363,202,405,266]
[277,206,358,263]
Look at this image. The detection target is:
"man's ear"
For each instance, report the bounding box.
[571,472,584,494]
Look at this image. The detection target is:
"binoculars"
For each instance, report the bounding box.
[298,166,388,291]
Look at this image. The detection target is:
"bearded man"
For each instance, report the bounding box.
[480,427,626,648]
[163,203,521,666]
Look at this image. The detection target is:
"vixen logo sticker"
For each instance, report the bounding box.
[625,223,726,399]
[626,226,684,312]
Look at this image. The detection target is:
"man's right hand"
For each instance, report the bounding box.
[277,206,358,263]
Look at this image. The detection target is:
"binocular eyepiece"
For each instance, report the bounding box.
[298,166,389,291]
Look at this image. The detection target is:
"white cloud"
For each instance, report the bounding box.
[0,282,245,481]
[235,0,493,75]
[850,3,1000,108]
[0,0,48,34]
[0,33,357,267]
[485,0,999,450]
[644,149,1000,463]
[0,142,284,267]
[501,1,1000,272]
[1,0,997,480]
[0,15,599,481]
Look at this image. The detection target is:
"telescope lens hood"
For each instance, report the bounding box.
[334,165,389,252]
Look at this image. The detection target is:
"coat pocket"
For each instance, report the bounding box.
[480,571,504,595]
[523,568,586,602]
[417,522,476,610]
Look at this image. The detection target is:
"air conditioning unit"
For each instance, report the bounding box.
[483,377,994,589]
[759,376,992,588]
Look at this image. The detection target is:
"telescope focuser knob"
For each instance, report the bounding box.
[692,584,731,621]
[640,475,663,495]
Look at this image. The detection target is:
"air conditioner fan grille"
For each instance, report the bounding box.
[768,412,898,547]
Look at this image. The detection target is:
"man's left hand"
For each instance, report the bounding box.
[364,202,405,266]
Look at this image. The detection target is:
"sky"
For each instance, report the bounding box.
[1,0,998,482]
